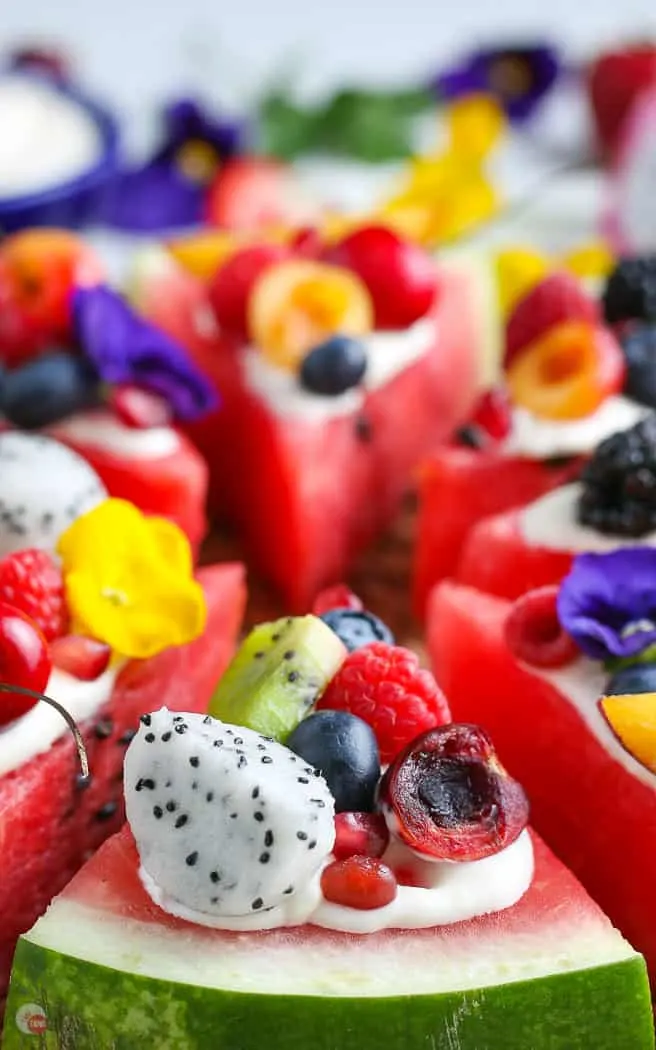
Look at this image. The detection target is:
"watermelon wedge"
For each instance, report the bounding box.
[412,447,583,619]
[0,563,246,1003]
[428,580,656,988]
[136,250,485,611]
[4,824,653,1049]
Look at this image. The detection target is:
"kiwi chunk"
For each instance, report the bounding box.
[209,615,347,741]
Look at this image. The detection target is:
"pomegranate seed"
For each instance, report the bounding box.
[471,387,512,441]
[51,635,112,681]
[108,385,172,429]
[333,812,389,861]
[505,586,579,668]
[321,856,397,910]
[312,585,363,616]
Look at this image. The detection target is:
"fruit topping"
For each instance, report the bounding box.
[206,157,317,231]
[589,45,656,160]
[495,246,549,318]
[125,709,335,918]
[0,548,66,642]
[0,432,107,560]
[0,602,52,724]
[578,416,656,536]
[209,615,347,741]
[50,635,112,681]
[325,225,436,330]
[333,811,390,861]
[312,585,363,615]
[469,387,512,441]
[290,226,324,258]
[606,662,656,696]
[618,322,656,408]
[208,244,290,340]
[320,856,398,911]
[505,271,599,368]
[107,385,173,429]
[602,255,656,325]
[248,259,374,371]
[378,723,529,862]
[505,586,579,668]
[299,335,368,396]
[318,642,451,763]
[320,609,395,652]
[599,690,656,773]
[286,710,381,812]
[506,322,625,421]
[1,350,99,430]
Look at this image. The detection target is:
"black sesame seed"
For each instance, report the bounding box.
[283,886,294,895]
[175,814,188,829]
[311,798,326,807]
[174,724,188,735]
[252,786,260,799]
[161,731,172,742]
[95,801,118,822]
[261,756,273,764]
[308,840,317,850]
[230,812,238,819]
[186,852,198,867]
[254,811,264,822]
[213,739,224,748]
[139,778,156,791]
[271,633,280,642]
[203,715,212,724]
[252,898,264,911]
[298,777,309,785]
[264,830,274,847]
[257,743,266,751]
[206,791,214,802]
[210,896,219,905]
[145,733,155,743]
[189,756,200,768]
[254,651,265,659]
[234,738,244,747]
[140,714,152,726]
[283,650,295,660]
[297,831,308,841]
[94,718,113,740]
[165,779,172,788]
[166,801,177,812]
[192,781,199,791]
[237,755,248,769]
[118,728,137,745]
[210,870,221,884]
[259,852,270,864]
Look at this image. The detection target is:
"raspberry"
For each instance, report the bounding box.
[318,642,451,763]
[0,549,67,642]
[505,271,599,368]
[505,586,579,668]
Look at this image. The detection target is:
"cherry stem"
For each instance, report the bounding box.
[0,683,89,782]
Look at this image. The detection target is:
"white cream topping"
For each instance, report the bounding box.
[0,664,119,777]
[526,658,655,789]
[241,318,437,423]
[519,482,656,553]
[47,410,181,460]
[503,397,650,460]
[139,828,533,935]
[0,75,103,199]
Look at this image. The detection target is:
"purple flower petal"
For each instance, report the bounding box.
[73,286,217,422]
[558,548,656,660]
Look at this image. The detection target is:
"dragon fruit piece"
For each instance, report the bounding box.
[0,432,107,558]
[124,708,336,921]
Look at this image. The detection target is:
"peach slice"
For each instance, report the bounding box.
[248,260,374,370]
[600,691,656,773]
[506,321,626,421]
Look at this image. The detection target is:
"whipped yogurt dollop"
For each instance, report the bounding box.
[0,664,119,777]
[504,397,650,460]
[519,482,656,553]
[241,318,437,423]
[0,74,104,199]
[141,828,533,936]
[48,410,181,460]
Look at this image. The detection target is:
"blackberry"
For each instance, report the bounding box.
[620,323,656,408]
[602,256,656,325]
[578,415,656,536]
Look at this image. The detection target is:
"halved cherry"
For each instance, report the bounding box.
[208,243,290,340]
[248,260,374,370]
[506,321,626,421]
[378,723,529,862]
[0,602,52,724]
[312,585,364,615]
[321,856,398,910]
[505,586,579,668]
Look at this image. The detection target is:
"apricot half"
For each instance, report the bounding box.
[600,691,656,773]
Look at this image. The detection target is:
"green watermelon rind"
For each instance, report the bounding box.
[4,938,654,1050]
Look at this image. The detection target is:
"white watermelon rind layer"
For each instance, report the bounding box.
[4,909,654,1049]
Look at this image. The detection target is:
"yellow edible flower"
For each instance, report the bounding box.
[445,94,506,160]
[495,247,550,317]
[560,240,615,281]
[57,499,206,660]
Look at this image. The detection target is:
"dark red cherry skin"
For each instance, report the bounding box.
[378,723,529,862]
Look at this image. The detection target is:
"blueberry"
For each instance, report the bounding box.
[2,351,100,429]
[605,662,656,696]
[299,336,367,396]
[620,323,656,408]
[286,710,380,812]
[320,608,394,652]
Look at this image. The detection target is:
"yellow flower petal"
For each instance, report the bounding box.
[146,516,194,575]
[446,95,506,160]
[561,240,615,281]
[58,499,154,572]
[496,247,550,316]
[437,176,500,243]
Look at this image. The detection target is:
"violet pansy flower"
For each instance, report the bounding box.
[103,97,247,231]
[73,285,217,422]
[557,548,656,661]
[433,44,561,123]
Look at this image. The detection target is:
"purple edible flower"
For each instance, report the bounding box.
[433,43,560,123]
[73,285,217,422]
[557,548,656,661]
[103,97,247,231]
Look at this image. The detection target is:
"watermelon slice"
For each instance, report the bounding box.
[428,580,656,988]
[0,562,246,1003]
[412,446,583,618]
[135,249,485,611]
[4,824,652,1049]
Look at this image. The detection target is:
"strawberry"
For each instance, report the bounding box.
[588,44,656,161]
[0,549,67,642]
[205,157,317,231]
[505,271,599,368]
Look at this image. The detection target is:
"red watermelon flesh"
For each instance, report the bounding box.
[456,507,576,599]
[428,580,656,987]
[412,446,583,619]
[0,562,246,1000]
[138,257,481,611]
